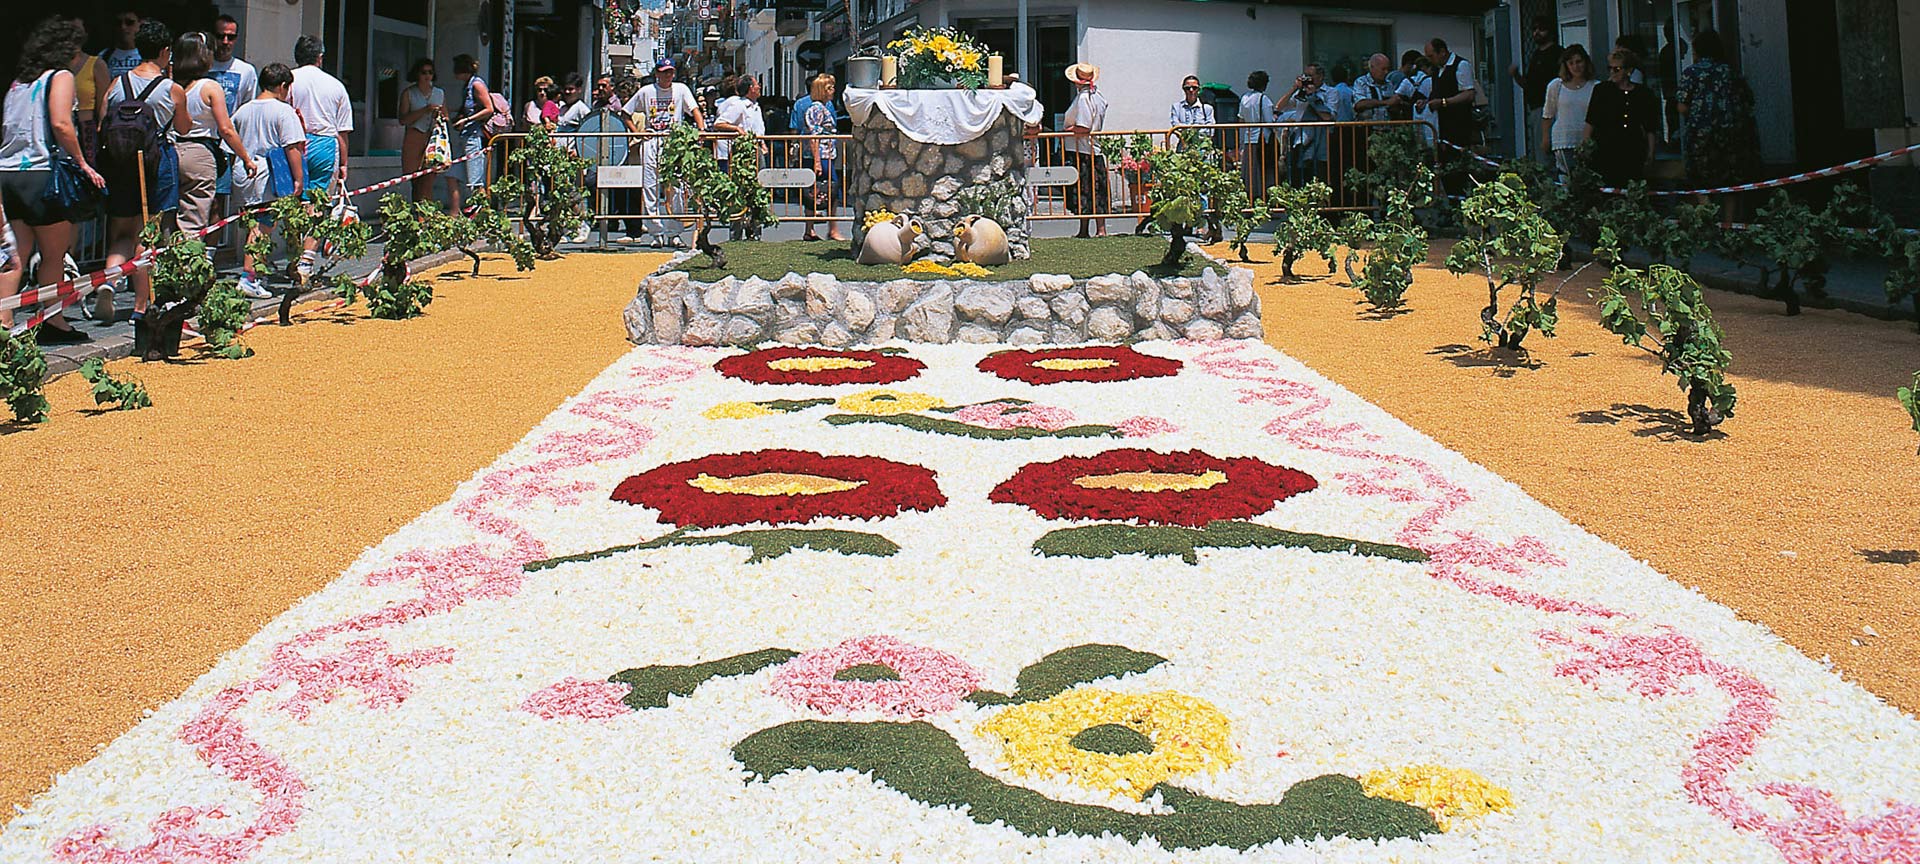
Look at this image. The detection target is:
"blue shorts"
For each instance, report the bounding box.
[304,133,338,194]
[453,127,488,188]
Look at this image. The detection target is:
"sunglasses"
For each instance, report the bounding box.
[118,18,139,26]
[1182,84,1199,91]
[216,33,238,42]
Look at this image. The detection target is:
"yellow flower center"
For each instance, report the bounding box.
[1073,470,1229,493]
[702,401,778,420]
[834,389,946,415]
[687,473,865,496]
[767,357,875,372]
[1032,358,1119,371]
[1359,765,1515,831]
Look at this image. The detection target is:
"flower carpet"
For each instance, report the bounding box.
[4,341,1917,863]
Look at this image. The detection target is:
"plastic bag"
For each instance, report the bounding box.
[322,196,359,258]
[425,120,452,168]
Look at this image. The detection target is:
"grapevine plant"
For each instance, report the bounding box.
[1338,189,1429,310]
[1899,372,1920,452]
[1589,232,1736,434]
[198,280,255,359]
[79,358,151,411]
[1444,173,1567,350]
[1142,129,1257,267]
[245,189,372,325]
[139,222,216,361]
[1264,179,1337,279]
[1,329,49,423]
[658,125,776,269]
[499,126,592,258]
[362,193,534,320]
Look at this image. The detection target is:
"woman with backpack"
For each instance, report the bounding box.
[99,18,189,333]
[171,31,253,236]
[449,54,498,215]
[0,15,106,342]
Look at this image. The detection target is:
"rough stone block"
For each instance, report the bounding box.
[879,279,921,314]
[820,323,856,348]
[957,136,989,160]
[1159,298,1196,325]
[774,274,806,299]
[903,283,956,343]
[725,315,765,345]
[1184,319,1225,341]
[875,178,901,197]
[834,289,874,332]
[1015,296,1051,320]
[1085,275,1130,305]
[1197,270,1229,319]
[735,277,775,318]
[957,324,1001,344]
[1050,291,1090,326]
[915,146,944,174]
[806,274,842,319]
[1087,306,1132,341]
[1050,322,1081,343]
[647,282,683,344]
[776,321,820,344]
[955,282,1016,325]
[1142,322,1181,341]
[901,174,930,199]
[684,311,726,346]
[1160,271,1194,298]
[1228,266,1256,310]
[1030,274,1073,295]
[932,176,963,201]
[1008,326,1047,345]
[1226,312,1264,340]
[1133,282,1161,321]
[623,293,652,344]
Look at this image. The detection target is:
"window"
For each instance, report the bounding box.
[1305,19,1391,82]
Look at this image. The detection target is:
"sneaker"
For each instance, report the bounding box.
[237,276,273,299]
[568,224,592,244]
[92,286,117,323]
[666,236,686,249]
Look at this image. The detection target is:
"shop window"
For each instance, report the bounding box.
[1305,19,1391,82]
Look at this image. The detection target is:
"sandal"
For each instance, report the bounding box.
[802,232,821,242]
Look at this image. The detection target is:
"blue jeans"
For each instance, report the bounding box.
[453,126,488,188]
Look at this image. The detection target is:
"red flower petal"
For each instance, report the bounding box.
[716,348,927,386]
[977,346,1183,385]
[613,449,947,528]
[990,449,1318,527]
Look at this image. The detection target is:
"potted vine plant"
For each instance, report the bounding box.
[137,222,215,361]
[499,126,591,258]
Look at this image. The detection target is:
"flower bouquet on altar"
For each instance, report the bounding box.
[886,27,991,89]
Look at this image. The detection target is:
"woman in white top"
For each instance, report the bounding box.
[1540,44,1597,180]
[0,16,105,341]
[398,58,448,203]
[171,31,252,235]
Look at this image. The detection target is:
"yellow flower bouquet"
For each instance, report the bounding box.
[887,27,990,90]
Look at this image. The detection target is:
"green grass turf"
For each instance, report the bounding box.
[672,236,1211,282]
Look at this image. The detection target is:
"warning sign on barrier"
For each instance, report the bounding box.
[1026,166,1078,187]
[758,168,817,188]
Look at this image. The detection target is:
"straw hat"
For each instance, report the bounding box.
[1065,63,1100,86]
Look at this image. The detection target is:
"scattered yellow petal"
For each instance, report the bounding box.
[1073,470,1229,493]
[1359,764,1514,831]
[833,389,946,416]
[687,472,865,497]
[1033,358,1119,371]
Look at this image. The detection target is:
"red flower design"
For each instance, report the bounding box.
[716,347,926,386]
[612,449,946,528]
[990,449,1318,527]
[977,346,1183,385]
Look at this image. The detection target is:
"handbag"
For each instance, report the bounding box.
[33,71,102,218]
[425,119,452,167]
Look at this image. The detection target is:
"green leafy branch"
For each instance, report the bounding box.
[1143,129,1258,267]
[1,330,50,423]
[501,126,593,259]
[198,280,255,359]
[658,125,777,269]
[79,358,151,410]
[1337,189,1429,311]
[1444,173,1571,350]
[1899,371,1920,452]
[1590,233,1736,435]
[1263,179,1337,280]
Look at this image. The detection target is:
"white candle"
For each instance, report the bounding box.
[988,55,1003,88]
[882,56,898,87]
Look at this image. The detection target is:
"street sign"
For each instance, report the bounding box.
[794,40,825,70]
[758,168,817,188]
[1026,166,1079,187]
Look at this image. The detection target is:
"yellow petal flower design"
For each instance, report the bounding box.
[703,401,779,420]
[834,389,946,416]
[1359,765,1514,831]
[975,688,1237,799]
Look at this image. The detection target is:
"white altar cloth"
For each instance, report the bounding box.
[844,83,1045,146]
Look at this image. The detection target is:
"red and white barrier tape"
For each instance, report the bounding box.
[5,150,483,334]
[1441,140,1920,198]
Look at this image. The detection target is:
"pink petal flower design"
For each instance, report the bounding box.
[1115,415,1179,438]
[768,635,983,718]
[950,400,1081,431]
[522,677,636,720]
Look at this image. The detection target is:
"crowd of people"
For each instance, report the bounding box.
[1,11,356,345]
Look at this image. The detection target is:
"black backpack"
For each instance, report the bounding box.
[99,74,167,173]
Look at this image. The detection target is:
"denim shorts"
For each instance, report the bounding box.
[454,127,488,188]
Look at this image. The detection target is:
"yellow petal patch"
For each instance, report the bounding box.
[702,401,778,420]
[975,688,1236,799]
[833,389,946,416]
[687,473,865,497]
[1072,470,1229,493]
[1033,358,1120,371]
[1359,765,1514,831]
[766,357,876,373]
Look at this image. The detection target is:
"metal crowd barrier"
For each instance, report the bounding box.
[478,118,1434,240]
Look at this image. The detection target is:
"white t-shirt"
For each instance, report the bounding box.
[1395,71,1437,141]
[400,85,445,133]
[231,97,304,204]
[1237,90,1275,144]
[101,48,141,78]
[712,96,765,160]
[1063,89,1108,155]
[555,99,591,131]
[1541,77,1596,150]
[1443,53,1477,92]
[0,72,73,172]
[624,82,697,132]
[289,64,353,136]
[208,57,257,118]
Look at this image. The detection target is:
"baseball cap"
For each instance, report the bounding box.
[656,57,676,71]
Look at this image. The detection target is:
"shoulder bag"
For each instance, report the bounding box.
[37,71,103,219]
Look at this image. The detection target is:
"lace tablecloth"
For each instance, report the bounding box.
[844,83,1045,145]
